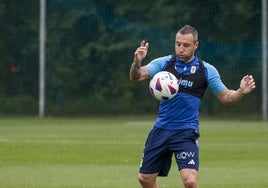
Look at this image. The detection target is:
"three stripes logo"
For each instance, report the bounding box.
[188,159,195,165]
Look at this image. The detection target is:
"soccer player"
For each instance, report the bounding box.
[129,25,256,188]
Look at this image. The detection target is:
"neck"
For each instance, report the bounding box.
[177,55,195,64]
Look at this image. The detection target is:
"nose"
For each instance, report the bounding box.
[178,46,184,53]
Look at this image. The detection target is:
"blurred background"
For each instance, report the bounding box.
[0,0,266,119]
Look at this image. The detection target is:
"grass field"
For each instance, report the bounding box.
[0,117,267,188]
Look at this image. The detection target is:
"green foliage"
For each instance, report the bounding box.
[0,96,37,114]
[0,0,263,117]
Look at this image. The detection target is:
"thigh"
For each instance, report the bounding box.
[139,127,173,176]
[172,129,200,171]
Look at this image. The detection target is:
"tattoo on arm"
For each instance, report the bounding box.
[129,61,141,80]
[226,93,234,101]
[225,89,244,104]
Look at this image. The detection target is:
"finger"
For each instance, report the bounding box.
[248,75,255,84]
[250,80,256,87]
[243,75,255,83]
[246,75,254,82]
[242,75,249,80]
[145,42,149,49]
[140,40,145,47]
[247,79,256,89]
[134,49,140,57]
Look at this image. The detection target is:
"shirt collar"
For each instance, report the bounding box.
[176,56,198,66]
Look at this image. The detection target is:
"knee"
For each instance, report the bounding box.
[138,173,149,184]
[180,170,198,188]
[184,180,197,188]
[182,176,198,188]
[138,173,157,186]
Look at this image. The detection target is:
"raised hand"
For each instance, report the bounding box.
[239,75,256,94]
[134,40,149,63]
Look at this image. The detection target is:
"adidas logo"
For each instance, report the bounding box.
[188,159,195,165]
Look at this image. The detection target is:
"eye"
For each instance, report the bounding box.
[176,42,181,47]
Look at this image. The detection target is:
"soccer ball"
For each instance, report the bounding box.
[149,71,179,100]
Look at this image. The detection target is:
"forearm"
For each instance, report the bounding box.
[224,88,246,105]
[129,60,142,80]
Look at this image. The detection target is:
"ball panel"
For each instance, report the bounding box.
[149,71,179,101]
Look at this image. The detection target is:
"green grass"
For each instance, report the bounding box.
[0,118,267,188]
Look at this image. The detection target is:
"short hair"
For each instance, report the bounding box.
[178,25,198,42]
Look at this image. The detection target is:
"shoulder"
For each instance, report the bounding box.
[202,60,221,78]
[150,55,173,64]
[202,60,227,94]
[145,55,172,77]
[202,61,218,73]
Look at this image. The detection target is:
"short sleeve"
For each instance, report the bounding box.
[204,62,227,94]
[145,55,172,78]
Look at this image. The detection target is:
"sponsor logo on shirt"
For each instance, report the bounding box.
[178,78,193,88]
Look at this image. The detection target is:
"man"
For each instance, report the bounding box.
[129,25,256,188]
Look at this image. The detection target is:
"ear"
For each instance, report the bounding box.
[194,41,199,50]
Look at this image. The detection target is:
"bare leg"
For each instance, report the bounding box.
[138,173,159,188]
[180,169,199,188]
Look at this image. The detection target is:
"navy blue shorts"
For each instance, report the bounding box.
[139,127,200,176]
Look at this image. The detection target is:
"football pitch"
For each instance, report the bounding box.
[0,117,267,188]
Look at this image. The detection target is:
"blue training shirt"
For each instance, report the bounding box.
[145,55,226,131]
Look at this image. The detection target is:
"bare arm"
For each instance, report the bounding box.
[216,75,256,105]
[129,61,150,81]
[129,40,150,81]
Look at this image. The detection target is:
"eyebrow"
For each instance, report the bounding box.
[175,41,191,45]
